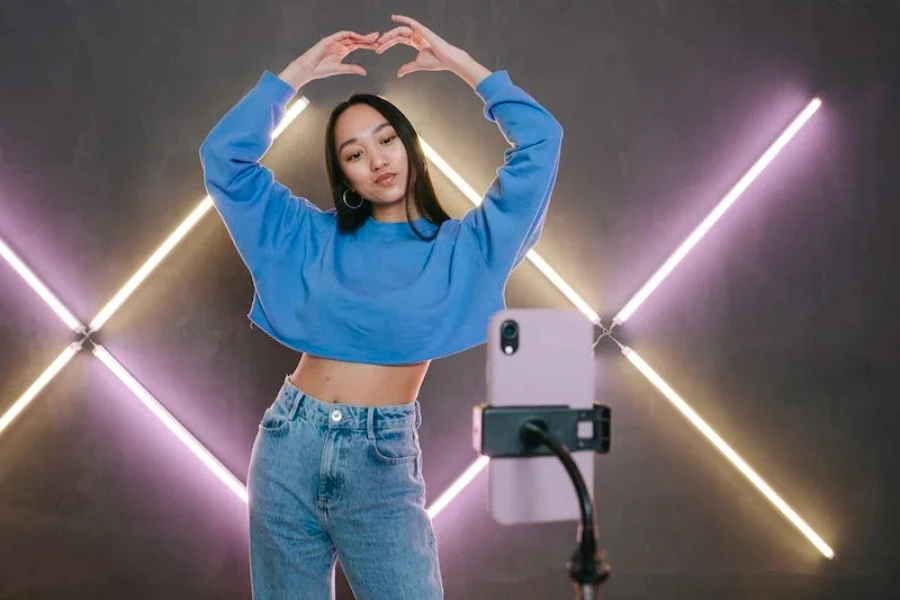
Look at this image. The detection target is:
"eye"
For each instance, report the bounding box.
[381,134,397,144]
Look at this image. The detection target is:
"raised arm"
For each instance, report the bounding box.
[375,15,563,272]
[461,69,563,271]
[199,30,379,277]
[199,73,312,277]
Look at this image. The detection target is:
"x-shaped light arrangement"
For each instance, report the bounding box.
[0,81,833,561]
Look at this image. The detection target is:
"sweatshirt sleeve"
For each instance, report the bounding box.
[460,70,563,272]
[199,71,319,278]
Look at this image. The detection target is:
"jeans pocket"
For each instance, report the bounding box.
[370,428,420,464]
[259,402,290,434]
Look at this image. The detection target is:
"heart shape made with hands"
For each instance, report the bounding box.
[339,14,468,78]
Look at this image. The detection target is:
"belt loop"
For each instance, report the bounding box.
[283,377,302,421]
[286,393,302,421]
[366,407,376,440]
[414,401,422,429]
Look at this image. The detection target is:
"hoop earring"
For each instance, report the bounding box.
[343,189,364,210]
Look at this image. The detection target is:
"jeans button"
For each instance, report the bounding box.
[330,409,342,422]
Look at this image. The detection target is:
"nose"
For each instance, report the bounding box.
[369,150,388,171]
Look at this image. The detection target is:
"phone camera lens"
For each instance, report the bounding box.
[499,320,519,355]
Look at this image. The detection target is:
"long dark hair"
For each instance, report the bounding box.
[324,94,450,240]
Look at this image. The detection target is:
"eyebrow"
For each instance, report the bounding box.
[338,122,394,153]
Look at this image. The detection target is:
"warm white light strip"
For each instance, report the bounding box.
[92,344,249,504]
[621,345,834,559]
[273,96,311,139]
[89,199,213,331]
[613,98,822,326]
[523,251,601,324]
[427,455,490,520]
[419,139,600,325]
[419,139,483,203]
[0,342,82,436]
[0,237,84,332]
[88,96,312,333]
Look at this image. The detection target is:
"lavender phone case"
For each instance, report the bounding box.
[486,308,595,525]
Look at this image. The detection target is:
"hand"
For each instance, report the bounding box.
[280,30,379,89]
[375,14,468,78]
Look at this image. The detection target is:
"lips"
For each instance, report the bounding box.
[375,173,396,185]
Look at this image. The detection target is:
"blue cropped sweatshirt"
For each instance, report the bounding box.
[199,69,562,365]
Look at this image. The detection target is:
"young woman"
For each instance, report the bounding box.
[200,14,563,600]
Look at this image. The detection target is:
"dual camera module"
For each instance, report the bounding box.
[500,320,519,355]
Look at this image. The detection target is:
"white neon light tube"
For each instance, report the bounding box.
[0,237,84,332]
[419,139,600,324]
[0,342,83,436]
[427,456,490,519]
[92,344,248,504]
[613,98,822,326]
[89,96,312,332]
[621,345,834,558]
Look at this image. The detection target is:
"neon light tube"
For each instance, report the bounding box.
[613,98,822,326]
[0,237,84,332]
[89,96,312,332]
[419,139,600,325]
[427,456,490,519]
[0,342,83,436]
[92,344,248,504]
[621,345,834,558]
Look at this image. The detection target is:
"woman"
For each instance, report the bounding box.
[200,14,563,600]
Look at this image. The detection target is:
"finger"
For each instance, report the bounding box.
[375,37,408,54]
[331,30,362,40]
[377,25,413,43]
[343,35,380,53]
[346,32,380,49]
[335,64,367,76]
[332,30,377,42]
[391,14,439,45]
[390,14,423,30]
[345,42,379,51]
[397,60,423,78]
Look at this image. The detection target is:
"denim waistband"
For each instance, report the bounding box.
[275,375,421,432]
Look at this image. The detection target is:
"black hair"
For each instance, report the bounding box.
[324,93,450,240]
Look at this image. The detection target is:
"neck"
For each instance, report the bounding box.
[371,198,422,223]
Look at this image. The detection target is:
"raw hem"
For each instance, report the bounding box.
[246,313,484,366]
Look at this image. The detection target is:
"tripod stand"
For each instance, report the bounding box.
[474,404,612,599]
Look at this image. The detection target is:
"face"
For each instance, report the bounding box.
[334,103,410,207]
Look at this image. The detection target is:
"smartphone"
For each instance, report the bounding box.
[485,308,595,525]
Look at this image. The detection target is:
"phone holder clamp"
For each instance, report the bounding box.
[473,404,612,599]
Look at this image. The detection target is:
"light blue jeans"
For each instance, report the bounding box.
[247,376,443,599]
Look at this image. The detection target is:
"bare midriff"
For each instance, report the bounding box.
[288,353,431,406]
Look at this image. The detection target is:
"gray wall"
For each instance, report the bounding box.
[1,1,898,598]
